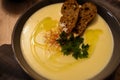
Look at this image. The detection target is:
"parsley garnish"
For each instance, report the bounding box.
[57,31,89,59]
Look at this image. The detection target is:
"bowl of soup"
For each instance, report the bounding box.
[12,0,120,80]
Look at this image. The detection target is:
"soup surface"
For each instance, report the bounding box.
[21,3,113,80]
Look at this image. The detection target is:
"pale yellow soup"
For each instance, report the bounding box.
[21,3,113,80]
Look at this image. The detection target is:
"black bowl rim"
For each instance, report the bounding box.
[12,0,120,80]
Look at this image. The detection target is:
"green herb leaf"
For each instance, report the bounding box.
[57,31,89,59]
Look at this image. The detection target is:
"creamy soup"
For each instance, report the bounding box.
[21,3,113,80]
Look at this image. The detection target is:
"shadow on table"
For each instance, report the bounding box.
[106,0,120,8]
[0,44,119,80]
[0,44,33,80]
[1,0,38,15]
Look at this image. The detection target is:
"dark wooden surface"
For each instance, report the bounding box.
[0,0,120,80]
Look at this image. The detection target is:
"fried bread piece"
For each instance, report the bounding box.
[73,2,97,35]
[60,0,80,34]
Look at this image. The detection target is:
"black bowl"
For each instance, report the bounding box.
[12,0,120,80]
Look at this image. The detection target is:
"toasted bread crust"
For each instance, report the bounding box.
[74,2,97,35]
[60,1,97,35]
[60,0,80,34]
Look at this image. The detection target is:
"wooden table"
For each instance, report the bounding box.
[0,0,120,80]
